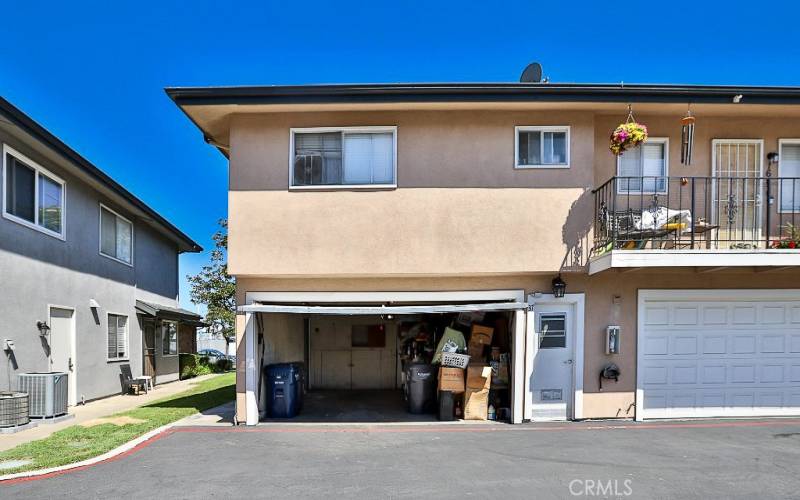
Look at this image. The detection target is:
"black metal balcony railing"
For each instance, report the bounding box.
[592,176,800,254]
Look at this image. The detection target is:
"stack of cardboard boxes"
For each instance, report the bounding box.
[435,324,501,421]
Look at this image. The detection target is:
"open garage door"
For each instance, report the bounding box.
[637,290,800,420]
[240,291,528,425]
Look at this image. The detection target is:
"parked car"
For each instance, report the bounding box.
[198,349,235,366]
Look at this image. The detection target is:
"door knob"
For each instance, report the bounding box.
[563,359,573,365]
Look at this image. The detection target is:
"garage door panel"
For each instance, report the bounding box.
[639,292,800,419]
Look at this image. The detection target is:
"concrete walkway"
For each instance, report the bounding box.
[0,374,219,453]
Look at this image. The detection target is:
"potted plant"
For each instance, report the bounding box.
[610,121,648,156]
[771,223,800,249]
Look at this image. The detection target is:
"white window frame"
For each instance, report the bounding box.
[778,139,800,214]
[106,312,129,362]
[288,126,398,190]
[161,320,179,357]
[514,126,571,169]
[2,144,66,240]
[616,137,669,195]
[99,203,134,267]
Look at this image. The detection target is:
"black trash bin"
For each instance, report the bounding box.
[264,363,303,418]
[405,363,436,414]
[438,390,456,421]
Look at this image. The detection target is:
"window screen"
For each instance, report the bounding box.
[517,129,568,166]
[539,313,567,349]
[5,155,36,223]
[293,131,394,186]
[780,143,800,211]
[108,314,128,359]
[618,141,667,193]
[100,206,133,264]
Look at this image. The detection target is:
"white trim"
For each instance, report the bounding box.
[514,126,571,169]
[105,311,130,362]
[778,139,800,214]
[245,290,526,304]
[2,144,66,240]
[636,288,800,421]
[160,319,179,357]
[526,293,585,421]
[240,302,527,315]
[512,309,526,424]
[288,126,398,190]
[99,203,134,267]
[589,248,800,274]
[244,311,258,425]
[615,137,669,194]
[47,304,77,406]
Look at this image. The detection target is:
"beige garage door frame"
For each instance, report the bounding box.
[241,290,527,426]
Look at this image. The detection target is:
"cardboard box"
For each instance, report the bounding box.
[438,367,465,393]
[467,342,485,359]
[463,388,489,420]
[470,325,494,346]
[466,365,492,391]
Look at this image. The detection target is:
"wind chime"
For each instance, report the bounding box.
[680,106,695,165]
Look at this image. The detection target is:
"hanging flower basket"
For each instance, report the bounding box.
[609,121,648,156]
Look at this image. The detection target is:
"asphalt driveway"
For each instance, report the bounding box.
[3,419,800,499]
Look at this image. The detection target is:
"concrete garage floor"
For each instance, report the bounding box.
[4,418,800,498]
[262,390,440,423]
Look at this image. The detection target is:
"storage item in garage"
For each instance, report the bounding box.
[469,325,494,346]
[432,327,466,364]
[467,342,485,360]
[405,363,437,414]
[438,367,465,393]
[463,388,490,420]
[440,352,470,369]
[264,363,303,418]
[489,355,510,387]
[438,390,456,421]
[17,372,68,418]
[466,365,492,391]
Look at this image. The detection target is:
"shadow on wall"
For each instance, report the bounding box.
[559,188,594,272]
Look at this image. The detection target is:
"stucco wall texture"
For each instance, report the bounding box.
[0,125,181,401]
[228,108,800,420]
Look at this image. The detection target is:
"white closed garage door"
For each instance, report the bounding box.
[637,290,800,420]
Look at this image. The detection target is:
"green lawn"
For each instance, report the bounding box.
[0,372,235,475]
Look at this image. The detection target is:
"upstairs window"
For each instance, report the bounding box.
[515,126,570,168]
[617,139,669,194]
[779,140,800,212]
[3,145,65,238]
[291,127,396,188]
[100,204,133,265]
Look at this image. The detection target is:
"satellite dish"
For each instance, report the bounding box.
[520,62,543,83]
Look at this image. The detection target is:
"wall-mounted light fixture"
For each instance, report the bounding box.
[36,321,51,337]
[767,152,779,178]
[732,94,743,103]
[552,275,566,298]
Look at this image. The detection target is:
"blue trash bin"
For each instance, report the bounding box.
[264,363,303,418]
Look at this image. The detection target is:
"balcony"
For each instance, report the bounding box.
[589,176,800,274]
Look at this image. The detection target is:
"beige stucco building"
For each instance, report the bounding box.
[169,82,800,424]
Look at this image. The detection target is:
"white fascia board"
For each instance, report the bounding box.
[589,249,800,274]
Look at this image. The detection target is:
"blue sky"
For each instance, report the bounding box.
[2,1,798,312]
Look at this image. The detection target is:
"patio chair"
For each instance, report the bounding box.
[119,364,148,395]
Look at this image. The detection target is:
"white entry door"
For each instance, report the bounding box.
[638,290,800,420]
[49,306,77,406]
[531,304,575,420]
